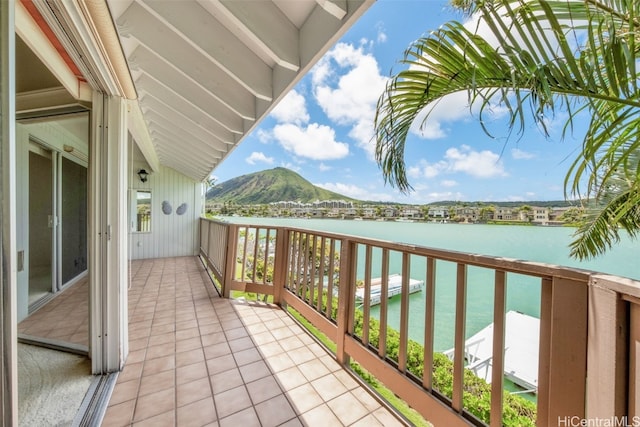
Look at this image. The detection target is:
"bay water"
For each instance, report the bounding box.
[222,217,640,351]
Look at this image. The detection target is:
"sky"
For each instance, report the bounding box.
[211,0,588,204]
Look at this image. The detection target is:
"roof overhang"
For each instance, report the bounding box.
[104,0,375,182]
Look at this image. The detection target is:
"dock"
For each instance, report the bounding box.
[355,274,424,306]
[444,310,539,393]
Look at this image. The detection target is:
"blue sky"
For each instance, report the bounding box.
[211,0,588,204]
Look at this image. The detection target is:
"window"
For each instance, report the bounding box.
[135,190,151,232]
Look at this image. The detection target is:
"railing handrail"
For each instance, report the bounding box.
[199,217,631,283]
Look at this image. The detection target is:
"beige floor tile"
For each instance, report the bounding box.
[299,403,342,427]
[102,399,135,427]
[327,391,370,425]
[285,383,324,415]
[218,407,260,427]
[233,347,262,366]
[133,387,175,422]
[254,394,296,427]
[228,336,254,352]
[108,379,139,406]
[211,368,244,394]
[238,359,271,383]
[139,370,175,397]
[132,409,175,427]
[287,346,316,365]
[177,377,212,407]
[206,354,237,376]
[246,375,282,404]
[311,374,348,402]
[214,385,252,419]
[176,360,208,385]
[176,347,206,367]
[274,366,309,391]
[142,354,175,376]
[177,396,217,426]
[298,358,331,382]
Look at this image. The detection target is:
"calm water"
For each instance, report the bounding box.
[222,217,640,351]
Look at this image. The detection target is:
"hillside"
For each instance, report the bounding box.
[206,167,355,204]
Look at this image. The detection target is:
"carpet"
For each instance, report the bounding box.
[18,344,94,427]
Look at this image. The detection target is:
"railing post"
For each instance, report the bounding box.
[336,238,356,366]
[538,276,588,426]
[629,301,640,418]
[272,227,288,306]
[586,277,628,420]
[222,224,238,298]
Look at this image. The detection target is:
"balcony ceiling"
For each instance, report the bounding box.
[106,0,374,182]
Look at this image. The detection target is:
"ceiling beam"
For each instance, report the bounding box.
[128,45,255,120]
[133,0,273,101]
[145,115,227,158]
[151,136,218,169]
[316,0,347,19]
[127,99,160,172]
[139,94,234,147]
[143,110,228,154]
[198,0,299,71]
[134,73,243,134]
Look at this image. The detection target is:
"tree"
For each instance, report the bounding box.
[374,0,640,259]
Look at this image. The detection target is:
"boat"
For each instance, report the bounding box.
[355,274,424,306]
[395,218,415,223]
[443,311,539,394]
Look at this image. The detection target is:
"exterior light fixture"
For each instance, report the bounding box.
[138,169,149,183]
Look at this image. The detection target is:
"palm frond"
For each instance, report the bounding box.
[375,0,640,258]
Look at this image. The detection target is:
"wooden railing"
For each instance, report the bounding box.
[199,217,640,426]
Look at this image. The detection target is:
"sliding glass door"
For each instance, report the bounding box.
[27,139,88,308]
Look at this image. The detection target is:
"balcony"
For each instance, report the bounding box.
[98,256,405,426]
[196,217,640,426]
[15,218,639,426]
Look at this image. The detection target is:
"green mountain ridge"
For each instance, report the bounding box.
[207,167,573,207]
[206,167,356,204]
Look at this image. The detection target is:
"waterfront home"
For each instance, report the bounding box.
[2,1,638,427]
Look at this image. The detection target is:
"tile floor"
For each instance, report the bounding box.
[18,276,89,348]
[102,257,407,426]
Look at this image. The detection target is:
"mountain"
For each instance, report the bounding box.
[206,167,355,204]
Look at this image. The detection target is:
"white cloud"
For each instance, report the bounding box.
[316,182,396,202]
[376,22,387,43]
[441,180,458,187]
[270,90,309,125]
[409,145,506,179]
[245,152,274,165]
[273,123,349,160]
[408,159,448,179]
[312,42,387,159]
[256,129,272,143]
[511,148,536,159]
[444,145,507,178]
[424,191,465,202]
[318,163,332,172]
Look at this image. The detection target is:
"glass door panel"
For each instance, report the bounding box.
[28,146,53,305]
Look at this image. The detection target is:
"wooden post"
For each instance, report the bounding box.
[586,280,628,420]
[538,276,588,426]
[336,239,355,366]
[490,270,506,427]
[272,227,288,306]
[452,263,467,413]
[222,224,237,298]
